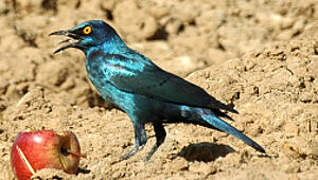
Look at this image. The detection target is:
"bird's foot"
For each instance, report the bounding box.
[121,145,144,160]
[144,144,159,161]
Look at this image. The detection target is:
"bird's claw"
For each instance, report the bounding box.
[121,145,144,160]
[144,144,159,161]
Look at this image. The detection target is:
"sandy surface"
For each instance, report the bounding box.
[0,0,318,179]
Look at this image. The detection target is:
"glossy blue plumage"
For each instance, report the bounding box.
[50,20,265,160]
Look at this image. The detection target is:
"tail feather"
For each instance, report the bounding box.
[213,109,234,121]
[200,111,265,153]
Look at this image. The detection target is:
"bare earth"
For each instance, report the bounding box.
[0,0,318,179]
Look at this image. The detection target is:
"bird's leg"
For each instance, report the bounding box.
[122,122,147,160]
[145,123,166,161]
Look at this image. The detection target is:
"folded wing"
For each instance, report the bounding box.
[100,53,237,113]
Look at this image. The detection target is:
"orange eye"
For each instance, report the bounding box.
[83,26,92,35]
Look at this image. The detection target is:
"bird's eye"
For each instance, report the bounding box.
[83,26,92,35]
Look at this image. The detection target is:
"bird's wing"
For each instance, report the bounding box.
[99,53,237,113]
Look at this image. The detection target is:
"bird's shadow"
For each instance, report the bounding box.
[176,142,235,162]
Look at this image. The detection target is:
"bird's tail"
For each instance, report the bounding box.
[197,109,265,153]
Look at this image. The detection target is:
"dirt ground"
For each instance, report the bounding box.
[0,0,318,179]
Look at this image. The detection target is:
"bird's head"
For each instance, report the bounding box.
[49,20,121,54]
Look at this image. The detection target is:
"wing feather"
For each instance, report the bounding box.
[98,53,237,113]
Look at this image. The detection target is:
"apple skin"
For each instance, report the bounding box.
[10,130,82,180]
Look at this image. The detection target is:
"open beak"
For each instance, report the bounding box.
[49,30,83,54]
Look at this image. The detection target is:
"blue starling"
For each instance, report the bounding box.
[50,20,265,161]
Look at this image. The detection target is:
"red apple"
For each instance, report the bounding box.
[10,130,83,180]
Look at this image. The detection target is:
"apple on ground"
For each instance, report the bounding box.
[10,130,83,180]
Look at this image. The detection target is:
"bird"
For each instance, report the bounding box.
[49,20,265,161]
